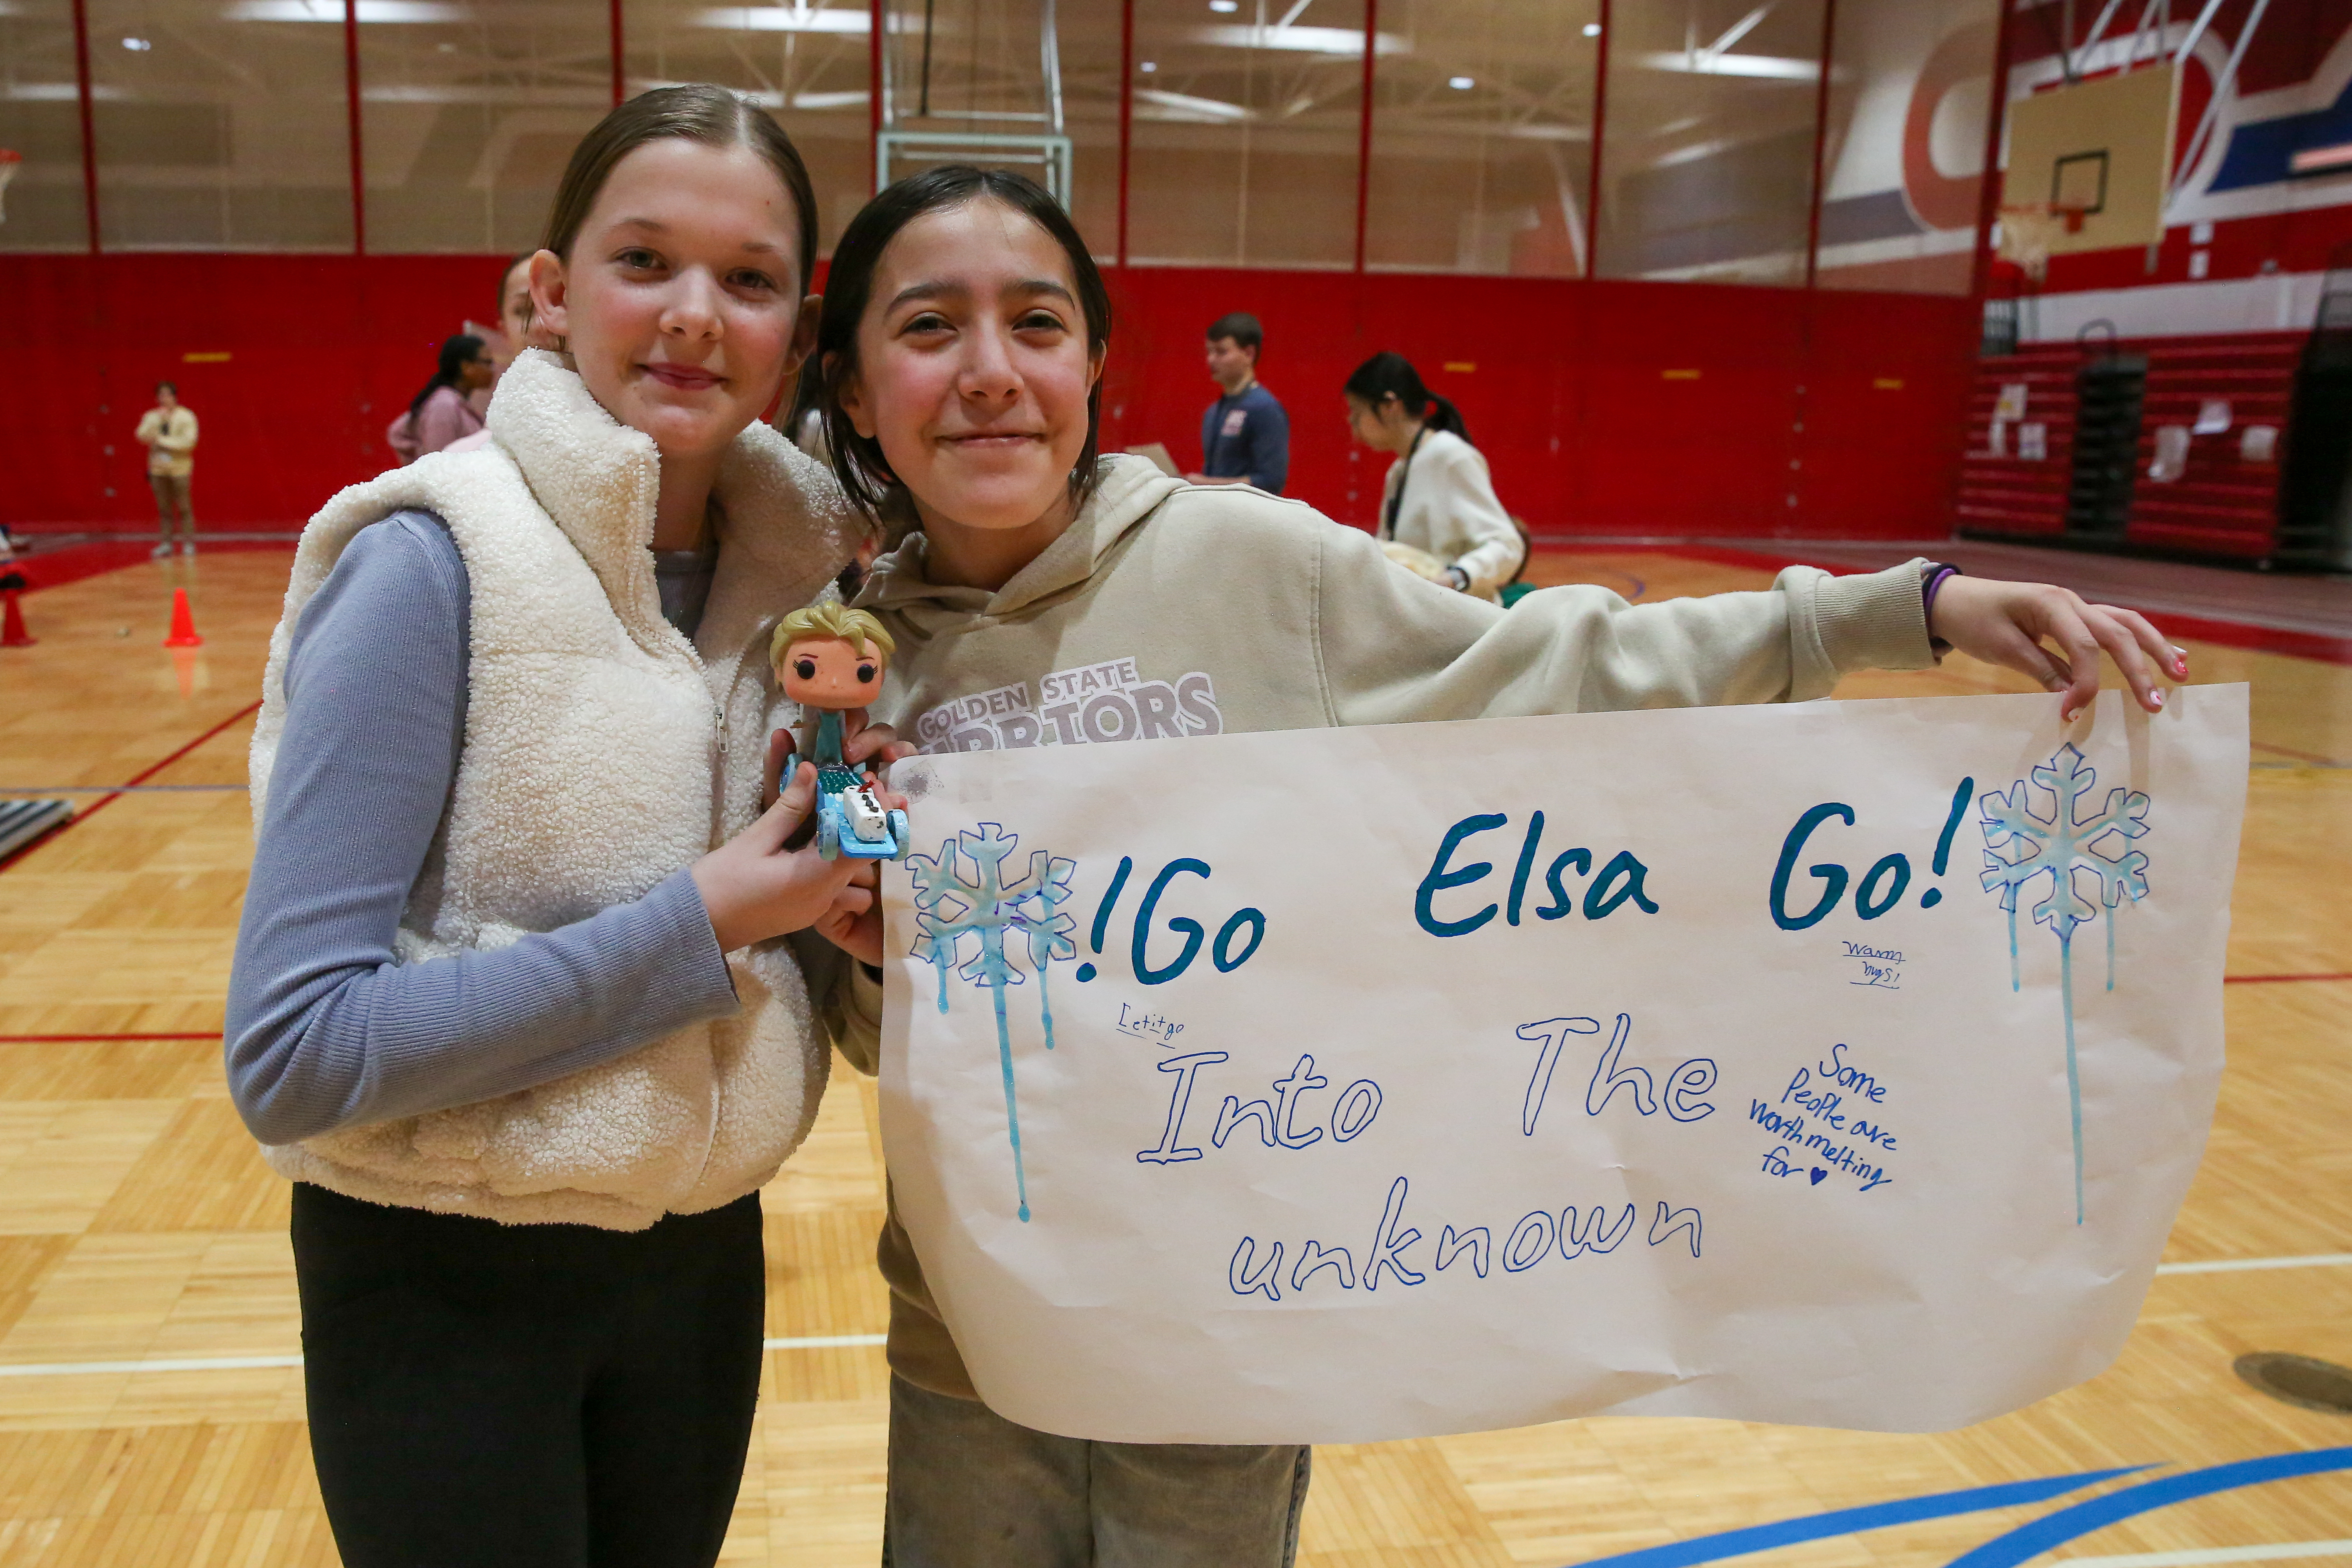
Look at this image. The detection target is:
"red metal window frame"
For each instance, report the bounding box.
[47,2,2002,284]
[1804,0,1840,287]
[610,0,624,107]
[1585,0,1612,279]
[1968,0,2022,302]
[345,0,365,254]
[1118,0,1135,268]
[869,0,885,192]
[1354,0,1378,272]
[69,0,98,254]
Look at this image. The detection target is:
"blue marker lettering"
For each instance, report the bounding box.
[1561,1203,1638,1259]
[1506,811,1546,926]
[1435,1225,1492,1277]
[1136,1050,1227,1165]
[1212,1095,1277,1149]
[1415,813,1507,938]
[1361,1177,1425,1290]
[1503,1210,1557,1272]
[1229,1237,1284,1300]
[1271,1055,1329,1149]
[1856,853,1912,920]
[1665,1058,1719,1121]
[1647,1201,1703,1257]
[1330,1080,1383,1142]
[1771,802,1856,930]
[1290,1240,1357,1292]
[1536,848,1592,921]
[1133,858,1211,985]
[1520,1016,1603,1134]
[1583,850,1661,919]
[1584,1014,1656,1117]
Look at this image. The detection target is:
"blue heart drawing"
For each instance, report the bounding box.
[1809,1168,1828,1185]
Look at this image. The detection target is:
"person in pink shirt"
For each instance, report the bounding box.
[391,335,494,462]
[445,257,546,458]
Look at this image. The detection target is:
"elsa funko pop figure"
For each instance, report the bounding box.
[770,602,910,861]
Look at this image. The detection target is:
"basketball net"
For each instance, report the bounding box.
[1996,202,2087,284]
[0,150,20,225]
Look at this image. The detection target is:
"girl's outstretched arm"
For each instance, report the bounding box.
[1928,576,2183,720]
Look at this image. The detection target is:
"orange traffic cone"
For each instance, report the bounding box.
[0,588,32,648]
[163,587,203,648]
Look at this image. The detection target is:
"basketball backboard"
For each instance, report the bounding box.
[2003,62,2178,255]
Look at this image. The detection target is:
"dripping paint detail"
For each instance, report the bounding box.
[1978,744,2152,1226]
[908,824,1079,1222]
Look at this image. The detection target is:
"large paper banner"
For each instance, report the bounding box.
[877,687,2248,1445]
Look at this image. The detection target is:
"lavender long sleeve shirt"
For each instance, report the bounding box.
[224,511,738,1147]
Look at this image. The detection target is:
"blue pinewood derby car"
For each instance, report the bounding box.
[815,764,910,861]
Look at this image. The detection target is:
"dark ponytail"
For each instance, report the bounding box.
[1343,351,1471,446]
[410,334,484,424]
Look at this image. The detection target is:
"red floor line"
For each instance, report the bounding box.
[113,699,265,791]
[2223,972,2352,985]
[0,1033,223,1043]
[9,538,296,595]
[0,698,263,872]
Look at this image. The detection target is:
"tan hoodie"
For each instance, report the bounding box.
[820,453,1934,1399]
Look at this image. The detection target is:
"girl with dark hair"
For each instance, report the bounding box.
[801,161,2183,1568]
[397,332,494,459]
[1343,350,1523,598]
[227,84,898,1568]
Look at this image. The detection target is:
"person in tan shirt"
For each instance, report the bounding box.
[134,381,199,557]
[788,165,2188,1568]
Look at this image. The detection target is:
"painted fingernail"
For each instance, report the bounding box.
[2151,690,2164,708]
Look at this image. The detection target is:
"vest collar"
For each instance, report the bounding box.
[486,349,666,635]
[485,347,856,664]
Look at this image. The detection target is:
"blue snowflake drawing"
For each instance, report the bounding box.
[908,824,1078,1222]
[1979,744,2152,1224]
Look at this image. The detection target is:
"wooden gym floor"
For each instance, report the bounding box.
[0,543,2346,1566]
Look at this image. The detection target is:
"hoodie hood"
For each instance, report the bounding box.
[860,453,1185,631]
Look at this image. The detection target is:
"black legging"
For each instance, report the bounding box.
[292,1182,765,1568]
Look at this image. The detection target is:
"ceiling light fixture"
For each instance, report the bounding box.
[122,35,151,49]
[1584,22,1602,36]
[1448,74,1474,89]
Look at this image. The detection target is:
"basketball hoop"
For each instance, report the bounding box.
[0,150,20,225]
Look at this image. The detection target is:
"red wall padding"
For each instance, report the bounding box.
[0,254,1978,540]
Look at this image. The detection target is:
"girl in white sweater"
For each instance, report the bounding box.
[1346,350,1524,599]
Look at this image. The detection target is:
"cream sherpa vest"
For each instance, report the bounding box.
[248,350,858,1230]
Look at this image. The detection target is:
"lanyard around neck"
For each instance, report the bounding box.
[1382,425,1427,540]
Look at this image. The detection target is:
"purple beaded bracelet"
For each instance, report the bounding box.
[1921,561,1962,656]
